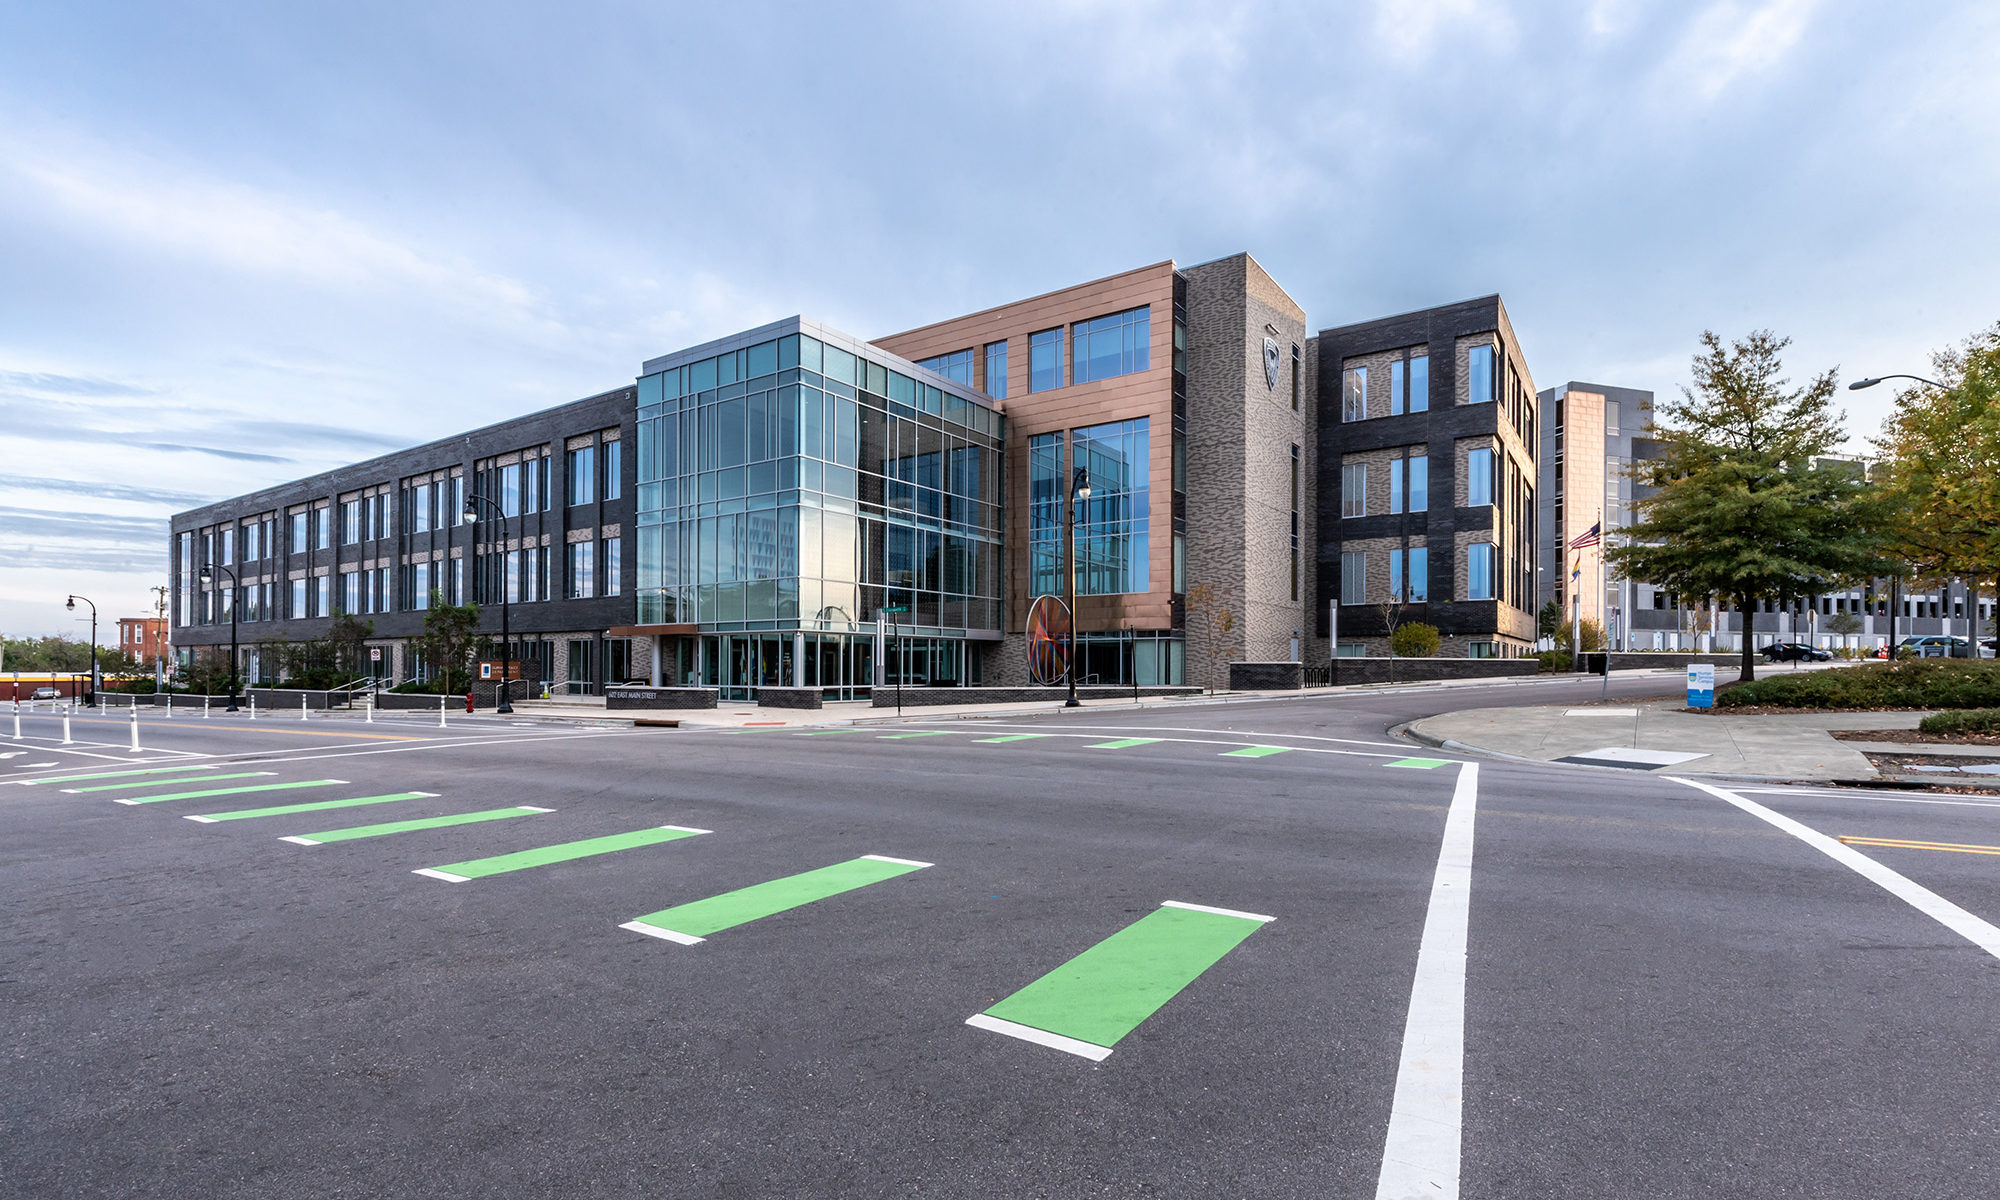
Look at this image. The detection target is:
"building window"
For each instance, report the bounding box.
[1468,448,1495,506]
[604,440,623,501]
[289,512,308,555]
[1409,354,1429,413]
[1341,463,1367,518]
[1391,454,1430,514]
[1071,307,1149,384]
[917,348,975,387]
[291,578,307,617]
[1467,344,1495,404]
[1029,328,1065,393]
[1468,542,1496,600]
[983,340,1008,399]
[341,570,360,615]
[568,445,597,506]
[1341,551,1366,604]
[570,541,595,599]
[340,500,361,545]
[1343,367,1366,422]
[1071,418,1151,595]
[1290,345,1301,411]
[314,506,330,551]
[1173,532,1185,593]
[603,536,621,596]
[1391,546,1429,602]
[1469,641,1497,658]
[500,462,522,516]
[1289,445,1301,602]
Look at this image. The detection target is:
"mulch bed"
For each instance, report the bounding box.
[1832,729,2000,746]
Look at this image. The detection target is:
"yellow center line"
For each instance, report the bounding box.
[1839,835,2000,857]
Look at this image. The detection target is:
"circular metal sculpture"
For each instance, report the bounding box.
[1025,594,1072,686]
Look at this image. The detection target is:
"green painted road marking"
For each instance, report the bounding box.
[116,780,346,806]
[65,772,274,793]
[16,764,213,786]
[975,734,1048,743]
[1089,738,1161,750]
[1222,746,1292,758]
[186,792,435,823]
[621,854,931,945]
[797,730,853,736]
[969,900,1274,1061]
[1387,757,1449,769]
[879,731,950,739]
[281,805,549,846]
[415,825,709,882]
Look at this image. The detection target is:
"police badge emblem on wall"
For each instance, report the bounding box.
[1263,337,1281,391]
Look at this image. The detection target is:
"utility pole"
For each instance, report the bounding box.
[152,584,169,687]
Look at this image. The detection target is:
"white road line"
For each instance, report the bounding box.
[1161,899,1276,923]
[1738,787,2000,810]
[862,854,934,868]
[1672,777,2000,962]
[662,824,713,835]
[412,868,469,883]
[964,1013,1113,1062]
[1375,760,1479,1200]
[278,835,321,846]
[952,721,1406,749]
[182,815,217,824]
[619,919,703,945]
[518,805,555,813]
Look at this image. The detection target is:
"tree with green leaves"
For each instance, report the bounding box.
[414,590,480,694]
[1536,600,1562,643]
[1872,322,2000,638]
[1608,331,1890,682]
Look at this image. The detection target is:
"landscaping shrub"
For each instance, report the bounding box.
[1918,708,2000,735]
[1717,659,2000,709]
[1537,650,1573,673]
[1391,622,1441,658]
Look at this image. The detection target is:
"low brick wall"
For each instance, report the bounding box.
[606,686,719,710]
[871,685,1202,708]
[374,692,458,712]
[1230,662,1303,691]
[246,688,347,711]
[755,687,823,710]
[1579,653,1743,674]
[1321,658,1540,684]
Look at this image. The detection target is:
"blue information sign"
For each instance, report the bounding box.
[1687,662,1715,708]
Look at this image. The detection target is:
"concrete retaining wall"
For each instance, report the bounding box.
[871,685,1202,708]
[1578,652,1743,674]
[1319,658,1540,684]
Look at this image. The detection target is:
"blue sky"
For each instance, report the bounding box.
[2,0,1995,639]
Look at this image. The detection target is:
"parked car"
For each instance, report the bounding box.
[1899,635,1972,658]
[1761,641,1832,662]
[30,686,61,700]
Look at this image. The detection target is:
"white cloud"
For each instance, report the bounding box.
[1659,0,1821,102]
[1373,0,1515,63]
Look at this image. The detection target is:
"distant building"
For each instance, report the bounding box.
[118,616,169,665]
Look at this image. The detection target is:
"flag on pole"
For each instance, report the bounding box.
[1568,522,1602,550]
[1571,554,1581,583]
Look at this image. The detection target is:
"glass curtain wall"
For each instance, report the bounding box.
[635,325,1005,699]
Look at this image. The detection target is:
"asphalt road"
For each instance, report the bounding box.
[5,678,1997,1198]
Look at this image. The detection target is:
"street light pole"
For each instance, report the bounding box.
[1848,374,1946,392]
[65,594,99,707]
[195,565,241,711]
[462,493,513,714]
[1064,466,1092,708]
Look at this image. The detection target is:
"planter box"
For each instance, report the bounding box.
[605,686,719,710]
[1230,662,1303,691]
[755,687,823,710]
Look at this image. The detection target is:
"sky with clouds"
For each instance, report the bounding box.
[2,0,1995,640]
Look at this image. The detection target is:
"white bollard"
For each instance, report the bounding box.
[129,704,141,753]
[301,694,309,722]
[438,695,447,728]
[365,697,374,724]
[62,709,72,745]
[249,694,257,721]
[203,696,211,719]
[11,699,19,740]
[165,692,173,719]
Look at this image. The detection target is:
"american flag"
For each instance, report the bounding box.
[1568,522,1602,550]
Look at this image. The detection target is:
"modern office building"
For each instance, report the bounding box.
[171,256,1539,696]
[629,319,1005,698]
[1316,296,1540,658]
[875,253,1311,686]
[170,386,638,693]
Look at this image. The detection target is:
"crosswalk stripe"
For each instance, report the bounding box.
[281,805,550,846]
[1222,746,1291,758]
[65,772,274,793]
[1088,738,1161,750]
[415,825,709,881]
[621,854,931,945]
[115,780,346,805]
[185,792,436,823]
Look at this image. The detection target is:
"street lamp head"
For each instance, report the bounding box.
[66,596,75,611]
[1848,378,1881,390]
[462,500,479,523]
[1073,467,1091,499]
[198,565,213,584]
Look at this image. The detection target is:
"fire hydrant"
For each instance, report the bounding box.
[465,691,476,714]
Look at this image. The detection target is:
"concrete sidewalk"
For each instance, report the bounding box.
[1405,699,1935,781]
